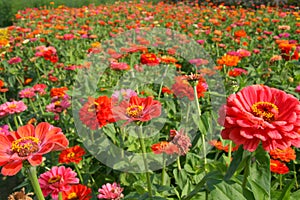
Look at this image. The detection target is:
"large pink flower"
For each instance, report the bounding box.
[218,85,300,152]
[112,96,161,125]
[39,166,79,200]
[0,122,69,176]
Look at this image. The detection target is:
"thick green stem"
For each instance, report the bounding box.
[137,126,153,198]
[293,160,299,189]
[74,163,84,184]
[26,166,45,200]
[177,156,182,171]
[226,141,232,166]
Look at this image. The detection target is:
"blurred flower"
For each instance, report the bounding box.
[295,85,300,93]
[159,55,177,64]
[269,147,296,163]
[33,83,47,95]
[0,100,27,118]
[8,187,33,200]
[189,58,209,66]
[111,89,137,104]
[140,53,160,66]
[0,122,68,176]
[46,94,71,120]
[63,34,75,40]
[236,49,251,58]
[39,166,79,200]
[110,61,130,70]
[169,129,191,156]
[161,87,173,94]
[217,54,240,67]
[151,141,179,155]
[35,45,58,63]
[0,79,8,92]
[59,145,85,164]
[234,29,247,38]
[228,68,248,77]
[62,184,92,200]
[50,87,68,98]
[269,55,282,63]
[97,182,124,200]
[112,96,161,125]
[19,88,35,99]
[218,85,300,152]
[270,159,289,174]
[278,42,299,60]
[8,56,22,64]
[209,140,239,152]
[0,124,9,135]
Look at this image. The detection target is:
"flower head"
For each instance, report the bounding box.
[19,88,36,99]
[140,53,160,66]
[0,122,69,176]
[8,188,33,200]
[0,100,27,118]
[97,182,124,200]
[39,166,79,200]
[62,184,92,200]
[169,129,191,156]
[270,159,289,174]
[218,85,300,152]
[59,145,85,164]
[269,147,296,163]
[112,96,161,125]
[111,89,137,104]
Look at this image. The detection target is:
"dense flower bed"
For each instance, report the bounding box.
[1,0,300,199]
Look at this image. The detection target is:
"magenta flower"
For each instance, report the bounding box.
[0,125,9,135]
[97,182,124,200]
[19,88,35,99]
[46,95,71,120]
[8,56,22,64]
[295,85,300,93]
[38,166,79,200]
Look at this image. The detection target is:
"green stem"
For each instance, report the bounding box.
[177,156,182,171]
[161,154,166,185]
[17,115,23,126]
[242,157,250,190]
[58,192,63,200]
[193,85,201,116]
[293,160,299,189]
[279,174,282,190]
[74,163,84,184]
[13,115,19,128]
[227,141,232,166]
[26,166,45,200]
[137,126,153,198]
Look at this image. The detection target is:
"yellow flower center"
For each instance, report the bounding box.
[67,152,75,158]
[68,192,78,200]
[251,101,278,122]
[48,175,61,184]
[126,105,143,118]
[11,136,39,157]
[8,104,17,109]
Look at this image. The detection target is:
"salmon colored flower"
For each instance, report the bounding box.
[0,122,69,176]
[228,68,248,77]
[97,182,124,200]
[270,159,289,174]
[140,53,160,66]
[209,140,239,152]
[112,96,161,125]
[151,141,179,155]
[39,166,79,200]
[19,88,35,99]
[62,184,92,200]
[59,145,85,164]
[269,147,296,163]
[219,85,300,152]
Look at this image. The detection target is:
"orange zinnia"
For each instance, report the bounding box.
[234,30,247,38]
[50,87,68,98]
[217,54,240,67]
[269,147,296,163]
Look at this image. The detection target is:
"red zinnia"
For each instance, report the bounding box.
[270,159,289,174]
[140,53,160,66]
[0,122,69,176]
[218,85,300,152]
[62,184,92,200]
[112,96,161,125]
[59,145,85,164]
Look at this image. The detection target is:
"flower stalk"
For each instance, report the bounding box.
[26,166,45,200]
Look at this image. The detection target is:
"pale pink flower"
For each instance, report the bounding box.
[0,100,27,116]
[97,182,124,200]
[38,166,79,200]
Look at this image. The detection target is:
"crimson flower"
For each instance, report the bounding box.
[59,145,85,164]
[0,122,69,176]
[218,85,300,152]
[62,184,92,200]
[112,96,161,125]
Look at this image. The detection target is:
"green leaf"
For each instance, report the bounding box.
[224,145,244,181]
[290,189,300,200]
[210,181,247,200]
[278,180,295,200]
[248,145,271,200]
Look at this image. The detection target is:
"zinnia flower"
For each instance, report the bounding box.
[33,83,47,95]
[97,182,124,200]
[169,129,191,156]
[140,53,160,66]
[0,122,69,176]
[50,87,68,98]
[8,56,22,64]
[0,100,27,118]
[270,159,289,174]
[111,89,137,104]
[218,85,300,152]
[39,166,79,199]
[62,184,92,200]
[59,145,85,164]
[19,88,36,99]
[112,96,161,125]
[269,147,296,163]
[8,188,33,200]
[151,141,179,155]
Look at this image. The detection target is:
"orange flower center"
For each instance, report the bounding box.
[126,105,143,118]
[48,175,61,184]
[11,136,39,157]
[251,101,278,122]
[8,104,17,109]
[67,152,75,158]
[67,192,78,200]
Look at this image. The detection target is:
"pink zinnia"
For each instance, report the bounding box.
[0,100,27,116]
[19,88,35,98]
[0,122,69,176]
[170,129,192,156]
[295,85,300,93]
[8,56,22,64]
[97,182,124,200]
[218,85,300,152]
[111,89,137,104]
[39,166,79,200]
[33,83,47,95]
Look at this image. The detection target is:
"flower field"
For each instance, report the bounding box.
[1,0,300,199]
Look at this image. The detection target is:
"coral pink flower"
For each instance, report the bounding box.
[19,88,35,99]
[112,96,161,125]
[39,166,79,200]
[0,100,27,117]
[97,182,124,200]
[8,56,22,64]
[218,85,300,152]
[33,83,47,95]
[0,122,69,176]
